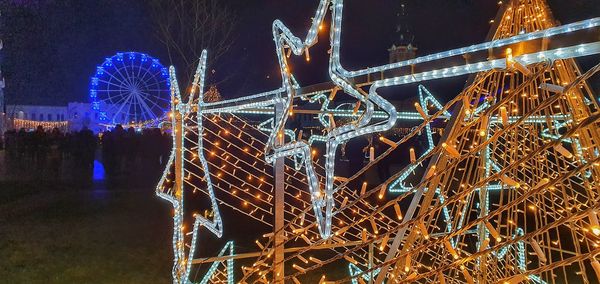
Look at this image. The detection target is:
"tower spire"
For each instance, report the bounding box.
[389,1,417,63]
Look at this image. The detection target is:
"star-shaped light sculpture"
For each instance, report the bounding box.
[264,0,399,239]
[388,85,450,192]
[156,50,224,284]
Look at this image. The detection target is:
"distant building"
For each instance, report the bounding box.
[5,102,106,133]
[388,1,417,63]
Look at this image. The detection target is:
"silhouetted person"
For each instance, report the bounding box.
[101,130,115,180]
[32,125,48,171]
[48,127,64,178]
[123,127,138,172]
[111,124,126,175]
[76,126,96,180]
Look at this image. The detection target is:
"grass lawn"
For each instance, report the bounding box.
[0,179,173,283]
[0,151,349,283]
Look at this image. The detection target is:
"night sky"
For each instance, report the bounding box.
[1,0,599,106]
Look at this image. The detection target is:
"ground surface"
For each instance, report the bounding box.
[0,151,173,283]
[0,148,346,283]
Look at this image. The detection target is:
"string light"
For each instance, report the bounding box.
[156,0,600,283]
[156,50,226,284]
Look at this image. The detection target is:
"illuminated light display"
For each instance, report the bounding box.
[198,241,234,284]
[156,50,225,284]
[348,263,382,284]
[11,118,69,132]
[156,0,600,283]
[90,52,170,127]
[388,85,451,192]
[196,16,600,115]
[261,0,399,240]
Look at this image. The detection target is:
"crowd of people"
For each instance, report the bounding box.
[101,125,171,179]
[2,125,171,184]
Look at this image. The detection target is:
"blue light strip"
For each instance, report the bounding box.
[198,241,235,284]
[348,263,383,284]
[388,85,450,192]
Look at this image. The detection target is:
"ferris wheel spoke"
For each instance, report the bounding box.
[120,61,136,87]
[95,91,127,104]
[129,60,144,91]
[102,71,129,88]
[112,97,129,123]
[142,79,167,90]
[142,89,170,99]
[129,96,141,122]
[138,90,167,114]
[133,96,144,123]
[97,78,128,89]
[100,93,131,111]
[97,97,125,112]
[152,96,171,103]
[108,93,134,122]
[140,88,170,102]
[113,94,134,123]
[142,60,165,82]
[97,64,130,87]
[134,69,163,99]
[137,91,161,111]
[137,64,159,86]
[119,64,141,89]
[136,60,146,79]
[144,88,171,92]
[113,65,135,87]
[129,94,141,121]
[130,59,139,81]
[139,94,169,112]
[136,61,153,84]
[98,87,130,100]
[137,94,158,121]
[97,90,129,106]
[120,94,136,124]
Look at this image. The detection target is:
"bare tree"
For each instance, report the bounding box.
[150,0,236,87]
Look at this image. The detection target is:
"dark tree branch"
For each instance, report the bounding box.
[149,0,236,88]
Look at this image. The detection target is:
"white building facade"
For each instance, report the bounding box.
[6,103,105,133]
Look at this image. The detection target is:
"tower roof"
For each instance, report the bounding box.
[391,1,414,48]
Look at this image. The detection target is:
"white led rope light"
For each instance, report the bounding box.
[156,50,225,284]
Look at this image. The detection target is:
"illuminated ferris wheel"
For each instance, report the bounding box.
[89,52,170,126]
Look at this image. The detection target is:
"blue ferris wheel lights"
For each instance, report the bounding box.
[89,51,171,126]
[161,67,169,78]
